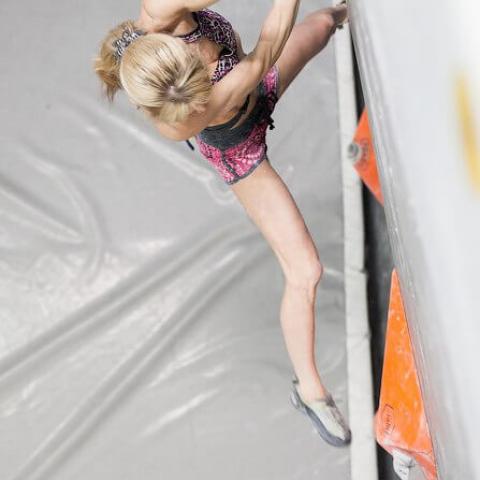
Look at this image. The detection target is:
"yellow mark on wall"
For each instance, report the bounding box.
[455,73,480,191]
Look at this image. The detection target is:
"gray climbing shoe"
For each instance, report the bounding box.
[334,0,348,30]
[290,378,352,447]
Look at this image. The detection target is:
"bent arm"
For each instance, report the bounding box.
[250,0,300,77]
[224,0,300,104]
[160,0,300,139]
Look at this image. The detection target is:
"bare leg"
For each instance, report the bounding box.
[275,4,348,99]
[229,6,348,403]
[231,161,327,403]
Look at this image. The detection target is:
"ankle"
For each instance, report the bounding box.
[297,380,328,403]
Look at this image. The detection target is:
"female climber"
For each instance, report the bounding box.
[94,0,351,447]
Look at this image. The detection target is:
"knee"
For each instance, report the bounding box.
[305,10,336,34]
[284,258,324,291]
[319,11,336,31]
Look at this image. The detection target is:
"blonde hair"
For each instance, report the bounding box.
[93,20,213,124]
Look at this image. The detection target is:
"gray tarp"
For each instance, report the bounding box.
[0,1,375,479]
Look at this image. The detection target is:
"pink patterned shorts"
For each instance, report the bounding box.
[194,65,280,185]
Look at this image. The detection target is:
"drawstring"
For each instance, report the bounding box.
[265,91,277,130]
[267,115,275,130]
[185,139,195,151]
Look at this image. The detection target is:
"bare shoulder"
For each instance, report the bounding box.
[148,104,215,142]
[151,116,197,142]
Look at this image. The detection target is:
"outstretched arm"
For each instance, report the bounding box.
[220,0,300,103]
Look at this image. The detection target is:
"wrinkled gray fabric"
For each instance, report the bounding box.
[0,1,358,479]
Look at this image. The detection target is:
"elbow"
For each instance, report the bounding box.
[250,45,275,77]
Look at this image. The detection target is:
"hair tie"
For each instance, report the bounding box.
[167,85,182,103]
[113,28,145,62]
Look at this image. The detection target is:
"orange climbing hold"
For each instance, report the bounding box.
[375,270,437,480]
[352,108,384,204]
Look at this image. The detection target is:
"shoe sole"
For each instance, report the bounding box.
[290,388,351,447]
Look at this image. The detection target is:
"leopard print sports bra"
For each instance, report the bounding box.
[175,9,239,84]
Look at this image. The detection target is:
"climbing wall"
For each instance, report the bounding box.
[350,0,480,478]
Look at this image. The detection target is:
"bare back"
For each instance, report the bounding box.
[135,0,300,142]
[136,8,258,133]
